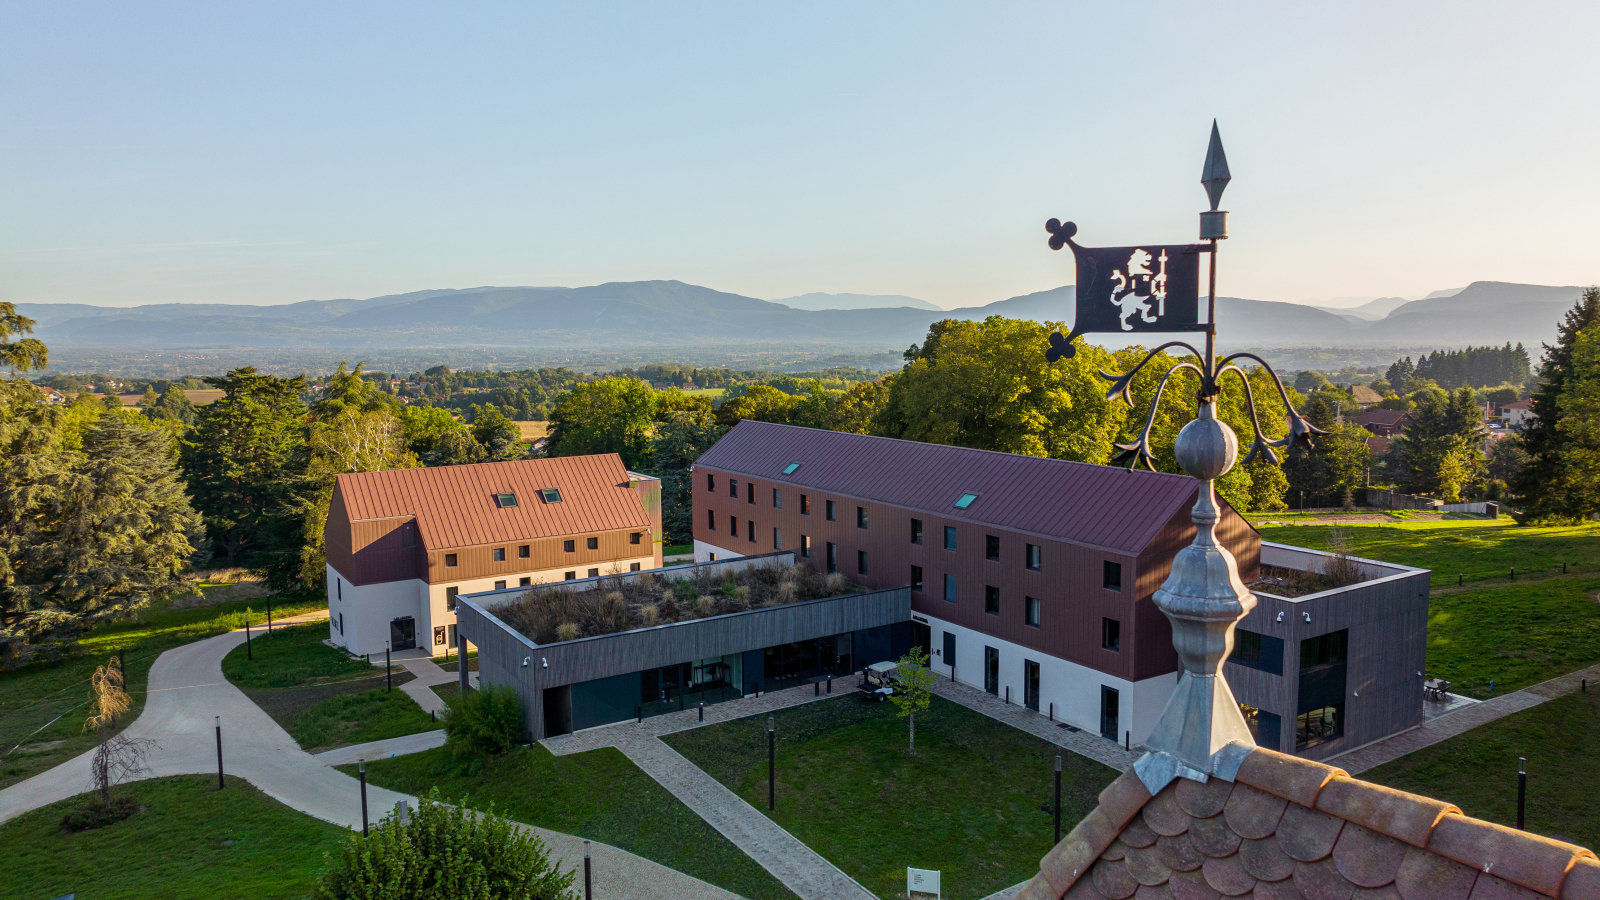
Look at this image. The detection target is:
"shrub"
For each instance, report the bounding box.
[444,684,523,767]
[312,792,572,900]
[60,796,141,833]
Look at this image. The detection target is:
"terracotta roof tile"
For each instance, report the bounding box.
[1128,844,1175,886]
[1293,857,1356,900]
[1427,815,1594,897]
[1095,859,1142,899]
[1332,822,1409,888]
[1255,877,1308,900]
[1138,883,1177,900]
[1354,886,1403,900]
[1191,812,1246,858]
[1047,809,1123,896]
[1277,804,1345,863]
[1564,859,1600,900]
[1122,816,1161,849]
[1204,854,1260,897]
[1315,778,1458,849]
[1236,750,1347,808]
[1159,833,1208,873]
[1146,787,1194,837]
[1179,778,1236,819]
[1226,783,1291,841]
[1172,868,1226,900]
[1101,770,1157,829]
[1394,846,1479,900]
[1240,836,1297,882]
[1103,840,1130,862]
[1470,874,1556,900]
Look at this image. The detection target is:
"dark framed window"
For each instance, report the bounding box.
[564,539,576,553]
[1230,629,1284,675]
[910,565,923,592]
[336,578,341,600]
[801,535,811,558]
[910,518,923,544]
[1024,659,1040,711]
[518,545,530,558]
[730,516,738,536]
[539,488,561,503]
[1102,618,1121,652]
[707,510,716,531]
[587,568,599,578]
[707,473,716,491]
[985,585,1000,616]
[494,580,506,590]
[495,492,518,508]
[747,520,755,543]
[747,482,755,504]
[773,528,782,550]
[986,535,1000,561]
[857,550,868,575]
[519,576,531,586]
[1026,544,1041,571]
[826,500,836,521]
[445,553,458,567]
[826,542,837,574]
[944,526,957,551]
[801,494,810,515]
[445,586,458,611]
[1296,705,1343,749]
[565,571,576,580]
[587,537,599,550]
[730,478,739,498]
[1300,631,1348,669]
[630,562,641,571]
[493,547,506,562]
[1025,596,1041,628]
[943,573,956,602]
[630,532,642,545]
[1241,704,1282,749]
[1103,560,1122,590]
[857,506,868,529]
[773,488,782,508]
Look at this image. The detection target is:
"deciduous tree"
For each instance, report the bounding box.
[545,377,658,469]
[887,646,936,754]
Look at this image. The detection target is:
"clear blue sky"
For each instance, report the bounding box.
[3,2,1596,309]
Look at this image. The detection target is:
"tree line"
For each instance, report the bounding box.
[1385,343,1531,392]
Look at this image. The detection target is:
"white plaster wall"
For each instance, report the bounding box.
[693,539,743,562]
[919,611,1176,746]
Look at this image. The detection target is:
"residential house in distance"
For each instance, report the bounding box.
[1502,398,1534,430]
[690,420,1429,760]
[324,456,661,658]
[1347,383,1383,408]
[1354,408,1411,436]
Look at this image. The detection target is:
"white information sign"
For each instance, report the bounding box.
[907,867,941,899]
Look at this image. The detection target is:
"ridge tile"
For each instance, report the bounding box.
[1237,750,1346,808]
[1428,815,1595,898]
[1315,777,1458,849]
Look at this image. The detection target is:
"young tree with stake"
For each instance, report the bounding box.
[887,646,936,754]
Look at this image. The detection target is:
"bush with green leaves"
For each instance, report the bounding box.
[312,792,572,900]
[444,683,523,766]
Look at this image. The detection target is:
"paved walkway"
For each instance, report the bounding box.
[397,657,456,716]
[545,682,875,900]
[929,675,1140,772]
[0,629,740,900]
[312,729,447,767]
[1332,662,1600,774]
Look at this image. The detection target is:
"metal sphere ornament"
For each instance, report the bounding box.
[1174,406,1238,481]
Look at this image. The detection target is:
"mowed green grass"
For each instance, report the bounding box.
[221,622,371,689]
[349,744,798,900]
[664,695,1117,900]
[1,775,346,900]
[1366,688,1600,849]
[1424,578,1600,696]
[289,688,439,752]
[0,593,322,790]
[1254,520,1600,588]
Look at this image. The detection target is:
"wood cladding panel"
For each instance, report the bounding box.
[424,527,650,584]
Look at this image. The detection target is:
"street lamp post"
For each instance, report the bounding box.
[386,642,392,692]
[1054,755,1063,844]
[214,716,224,790]
[359,758,369,836]
[767,716,776,811]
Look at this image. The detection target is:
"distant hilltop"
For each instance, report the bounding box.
[15,279,1588,353]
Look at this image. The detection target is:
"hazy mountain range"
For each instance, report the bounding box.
[15,279,1589,353]
[771,292,942,311]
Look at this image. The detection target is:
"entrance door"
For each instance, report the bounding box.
[1024,660,1040,711]
[942,632,957,679]
[1100,686,1120,741]
[390,616,417,651]
[984,647,1000,696]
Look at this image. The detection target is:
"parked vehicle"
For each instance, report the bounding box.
[859,660,898,701]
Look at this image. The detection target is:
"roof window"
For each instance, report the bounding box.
[953,492,979,509]
[782,462,801,475]
[539,488,562,503]
[496,492,518,508]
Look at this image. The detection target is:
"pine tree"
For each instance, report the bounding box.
[1512,287,1600,521]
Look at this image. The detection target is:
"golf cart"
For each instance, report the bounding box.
[859,660,898,701]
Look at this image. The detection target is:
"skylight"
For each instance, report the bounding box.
[496,492,518,508]
[953,492,979,509]
[782,462,801,475]
[539,488,562,503]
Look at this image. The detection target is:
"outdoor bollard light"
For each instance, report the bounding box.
[386,643,392,692]
[767,716,776,811]
[1005,686,1010,705]
[1125,731,1131,752]
[1053,755,1063,845]
[698,701,705,723]
[267,597,273,632]
[215,716,224,790]
[826,675,832,694]
[1459,574,1464,586]
[245,614,253,659]
[359,759,369,836]
[584,839,593,900]
[1049,702,1054,722]
[1517,758,1527,830]
[119,647,126,682]
[814,679,820,697]
[636,704,642,723]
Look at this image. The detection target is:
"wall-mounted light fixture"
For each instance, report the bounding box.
[542,658,548,668]
[1275,611,1284,622]
[1302,612,1311,623]
[522,656,530,667]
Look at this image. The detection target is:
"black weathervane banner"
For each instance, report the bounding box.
[1044,219,1210,360]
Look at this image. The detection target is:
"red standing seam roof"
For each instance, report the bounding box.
[334,455,654,551]
[694,420,1213,556]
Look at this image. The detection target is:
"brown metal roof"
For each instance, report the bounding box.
[333,455,654,551]
[694,420,1216,556]
[1355,409,1411,427]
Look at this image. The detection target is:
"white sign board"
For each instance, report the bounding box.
[907,867,941,899]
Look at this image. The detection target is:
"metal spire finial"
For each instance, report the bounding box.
[1201,120,1231,211]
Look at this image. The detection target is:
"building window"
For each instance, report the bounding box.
[539,488,562,503]
[565,571,576,580]
[783,462,801,475]
[985,585,1000,616]
[518,545,530,558]
[1026,544,1041,571]
[446,586,458,611]
[1230,629,1284,675]
[773,488,782,508]
[910,518,923,544]
[801,494,810,515]
[857,506,868,529]
[773,528,782,550]
[984,646,1000,696]
[564,540,576,553]
[747,482,755,504]
[707,472,715,491]
[495,492,518,508]
[494,580,506,590]
[954,492,978,509]
[1241,704,1282,749]
[986,535,1000,561]
[728,478,738,498]
[944,526,957,551]
[1102,618,1121,652]
[519,577,531,586]
[826,500,837,521]
[730,516,738,537]
[1301,631,1348,669]
[630,531,642,545]
[1024,660,1040,711]
[587,568,599,578]
[630,562,641,572]
[826,542,837,574]
[336,578,341,600]
[1296,706,1343,749]
[911,565,923,592]
[858,550,868,576]
[708,510,716,531]
[1103,560,1122,590]
[801,534,811,558]
[747,520,755,543]
[587,537,599,550]
[1025,596,1041,628]
[445,553,458,567]
[339,613,344,634]
[493,547,506,562]
[943,573,956,603]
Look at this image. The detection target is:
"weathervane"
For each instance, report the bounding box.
[1043,121,1326,794]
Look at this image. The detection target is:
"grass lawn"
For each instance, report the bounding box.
[664,544,693,556]
[221,622,371,689]
[664,695,1118,900]
[0,592,322,790]
[349,744,797,900]
[1424,578,1600,696]
[1,775,346,900]
[287,687,440,751]
[1366,688,1600,849]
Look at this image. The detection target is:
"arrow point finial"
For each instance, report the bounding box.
[1202,121,1231,211]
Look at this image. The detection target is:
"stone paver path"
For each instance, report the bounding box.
[928,675,1139,772]
[1332,662,1600,774]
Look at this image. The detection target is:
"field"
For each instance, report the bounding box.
[664,694,1116,900]
[0,775,346,900]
